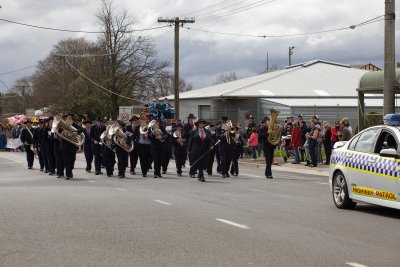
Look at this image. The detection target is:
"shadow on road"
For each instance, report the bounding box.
[355,204,400,219]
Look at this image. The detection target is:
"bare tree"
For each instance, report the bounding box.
[213,72,242,85]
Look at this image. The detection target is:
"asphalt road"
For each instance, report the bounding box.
[0,152,399,267]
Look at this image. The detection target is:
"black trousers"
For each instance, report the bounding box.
[116,146,128,176]
[136,143,151,175]
[25,145,34,168]
[162,147,172,173]
[46,143,55,173]
[61,141,77,178]
[263,142,275,176]
[54,141,64,176]
[102,147,115,176]
[324,143,332,164]
[207,148,216,175]
[92,143,102,173]
[38,147,45,170]
[84,145,93,171]
[129,148,138,172]
[215,145,221,173]
[230,149,240,175]
[189,152,209,176]
[151,143,164,176]
[219,146,233,176]
[174,145,186,174]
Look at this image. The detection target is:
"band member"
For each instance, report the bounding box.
[133,118,152,177]
[230,126,243,176]
[60,112,80,179]
[205,123,217,176]
[20,119,35,169]
[81,119,94,173]
[259,117,275,179]
[216,116,234,178]
[102,125,116,177]
[91,117,106,175]
[245,115,257,138]
[51,116,64,178]
[188,118,212,182]
[183,113,196,167]
[126,115,140,175]
[171,121,186,176]
[161,121,172,174]
[114,120,130,178]
[33,119,46,172]
[45,117,56,175]
[148,119,166,178]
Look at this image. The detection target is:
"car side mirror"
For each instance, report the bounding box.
[379,148,399,159]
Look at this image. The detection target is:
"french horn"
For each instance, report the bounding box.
[52,115,85,147]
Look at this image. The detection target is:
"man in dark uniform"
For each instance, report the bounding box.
[114,120,130,178]
[188,119,212,182]
[206,123,217,176]
[216,116,234,178]
[81,119,94,173]
[60,112,81,180]
[183,114,196,167]
[44,117,56,176]
[90,117,106,175]
[50,116,64,178]
[161,121,172,174]
[133,118,152,177]
[102,124,116,177]
[125,115,140,175]
[20,119,35,169]
[258,117,276,179]
[148,119,166,178]
[171,121,186,176]
[33,119,46,172]
[245,115,257,138]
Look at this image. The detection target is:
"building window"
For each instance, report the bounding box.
[199,105,211,120]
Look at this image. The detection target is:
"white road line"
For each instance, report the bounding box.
[154,200,172,206]
[88,180,97,183]
[0,154,22,163]
[115,188,127,192]
[346,263,368,267]
[216,219,250,229]
[315,182,329,185]
[248,188,266,193]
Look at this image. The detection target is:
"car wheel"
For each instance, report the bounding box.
[332,171,357,209]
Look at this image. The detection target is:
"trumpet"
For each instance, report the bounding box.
[173,130,185,146]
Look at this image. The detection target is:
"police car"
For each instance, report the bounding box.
[329,114,400,210]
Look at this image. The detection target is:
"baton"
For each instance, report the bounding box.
[190,140,220,168]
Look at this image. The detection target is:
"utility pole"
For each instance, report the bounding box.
[16,84,29,114]
[288,46,295,66]
[384,0,396,115]
[158,17,195,120]
[267,52,269,72]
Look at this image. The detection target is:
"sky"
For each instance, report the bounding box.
[0,0,398,93]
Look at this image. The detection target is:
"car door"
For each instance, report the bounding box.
[367,129,399,202]
[341,133,366,189]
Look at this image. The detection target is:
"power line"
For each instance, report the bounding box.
[0,64,38,76]
[0,18,169,33]
[197,0,277,21]
[178,0,234,17]
[185,15,384,38]
[65,58,137,101]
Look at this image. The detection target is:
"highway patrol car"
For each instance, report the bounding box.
[329,114,400,210]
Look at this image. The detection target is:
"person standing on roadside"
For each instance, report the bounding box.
[323,122,332,165]
[247,128,258,160]
[306,120,319,168]
[291,121,301,164]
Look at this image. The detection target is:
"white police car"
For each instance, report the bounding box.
[329,114,400,210]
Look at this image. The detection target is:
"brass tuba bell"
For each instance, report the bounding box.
[52,115,85,147]
[267,109,283,146]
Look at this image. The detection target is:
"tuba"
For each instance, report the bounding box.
[223,120,236,144]
[52,115,85,147]
[267,109,283,145]
[148,120,164,142]
[100,125,115,151]
[110,123,134,153]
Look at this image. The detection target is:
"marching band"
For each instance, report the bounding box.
[20,106,281,182]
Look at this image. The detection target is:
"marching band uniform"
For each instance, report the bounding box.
[33,120,46,172]
[20,119,35,169]
[171,122,186,176]
[216,116,234,178]
[60,112,80,179]
[230,130,243,176]
[115,120,130,178]
[162,126,172,174]
[126,115,140,175]
[45,117,56,175]
[133,122,151,177]
[149,120,166,178]
[183,114,196,168]
[53,126,64,178]
[81,119,94,173]
[188,119,212,182]
[102,135,116,177]
[259,117,275,179]
[206,125,217,176]
[91,117,106,175]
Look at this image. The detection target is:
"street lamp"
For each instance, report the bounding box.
[289,46,295,66]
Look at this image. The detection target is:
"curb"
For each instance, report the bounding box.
[238,161,329,177]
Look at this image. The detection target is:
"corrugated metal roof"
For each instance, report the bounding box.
[166,60,369,100]
[265,98,388,107]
